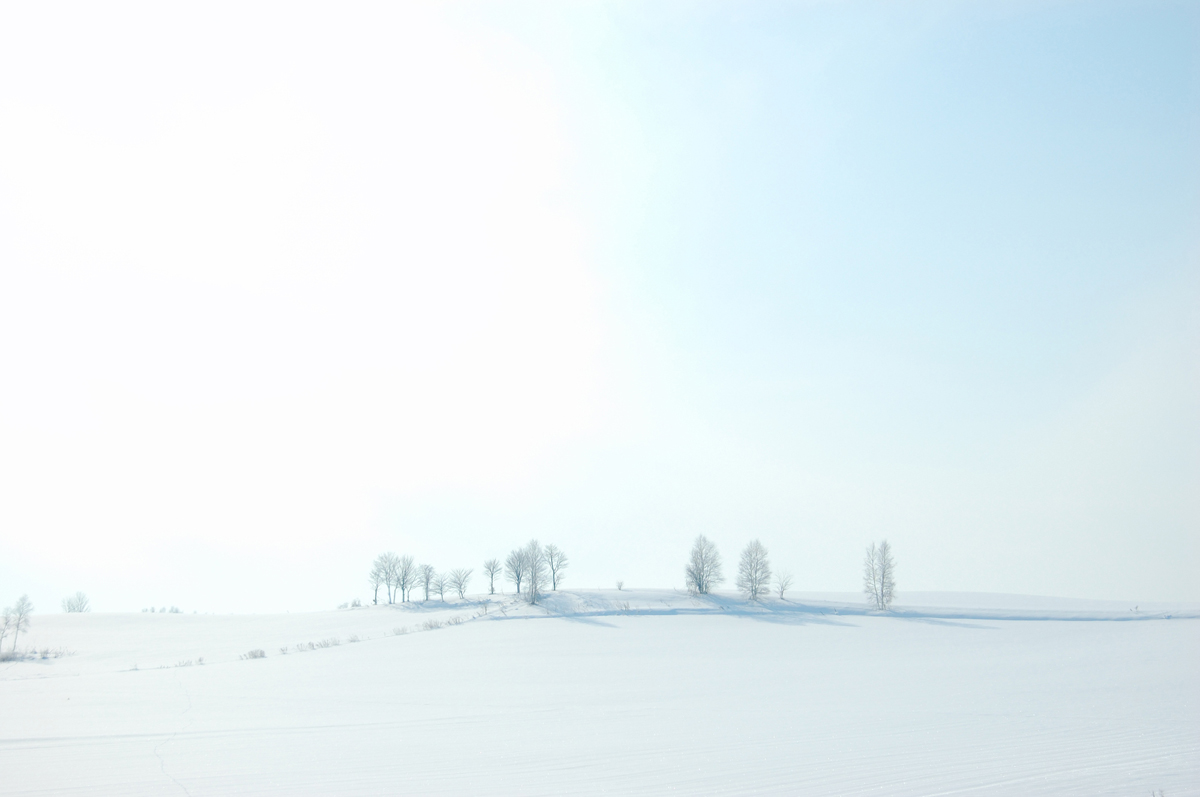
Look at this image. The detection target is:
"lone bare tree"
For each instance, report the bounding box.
[736,539,771,600]
[449,568,473,599]
[863,540,896,610]
[482,558,501,594]
[775,571,794,600]
[433,573,449,601]
[418,564,436,602]
[523,539,548,604]
[6,595,33,653]
[685,535,724,595]
[505,548,527,595]
[396,555,417,602]
[62,592,90,613]
[545,544,568,590]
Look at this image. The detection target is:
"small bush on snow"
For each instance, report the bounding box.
[240,649,266,660]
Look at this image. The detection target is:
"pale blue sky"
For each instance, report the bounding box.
[1,1,1196,610]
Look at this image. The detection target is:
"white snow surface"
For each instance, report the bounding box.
[3,589,1197,796]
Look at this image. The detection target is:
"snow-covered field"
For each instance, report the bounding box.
[3,590,1197,796]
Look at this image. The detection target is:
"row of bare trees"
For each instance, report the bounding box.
[685,536,792,600]
[370,536,895,609]
[369,542,569,606]
[368,554,477,604]
[685,535,897,609]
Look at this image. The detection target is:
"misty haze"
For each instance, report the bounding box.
[1,2,1197,795]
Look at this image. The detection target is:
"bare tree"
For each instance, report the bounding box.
[7,595,33,653]
[396,555,417,602]
[369,556,388,604]
[863,540,896,610]
[449,568,473,599]
[433,572,449,601]
[482,559,501,595]
[684,535,724,595]
[545,544,568,590]
[775,571,794,600]
[62,592,90,613]
[736,539,771,600]
[418,564,435,602]
[524,539,548,604]
[505,548,527,595]
[0,608,11,652]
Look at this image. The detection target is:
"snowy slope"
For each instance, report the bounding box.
[3,590,1197,796]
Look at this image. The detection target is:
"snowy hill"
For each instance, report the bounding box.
[4,590,1197,796]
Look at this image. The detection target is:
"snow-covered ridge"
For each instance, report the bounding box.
[9,589,1195,678]
[4,589,1197,796]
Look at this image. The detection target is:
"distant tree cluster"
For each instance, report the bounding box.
[364,535,897,611]
[369,553,418,604]
[505,539,568,605]
[368,541,568,606]
[62,592,90,613]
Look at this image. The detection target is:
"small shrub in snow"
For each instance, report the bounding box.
[616,580,624,591]
[347,634,360,643]
[241,649,266,660]
[421,619,443,631]
[197,657,204,665]
[351,598,361,608]
[337,602,349,610]
[176,659,193,667]
[314,637,340,648]
[393,626,408,635]
[279,647,289,655]
[446,615,465,626]
[169,606,181,614]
